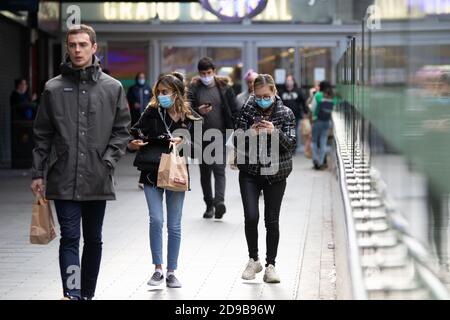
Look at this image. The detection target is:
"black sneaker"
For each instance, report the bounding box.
[214,202,226,219]
[203,206,215,219]
[313,160,320,170]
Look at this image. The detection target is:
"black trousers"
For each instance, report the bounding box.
[238,170,287,267]
[199,162,226,208]
[54,200,106,299]
[199,139,227,208]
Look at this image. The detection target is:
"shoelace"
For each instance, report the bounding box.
[151,272,163,281]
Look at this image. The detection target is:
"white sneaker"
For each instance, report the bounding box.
[241,258,263,280]
[263,264,281,283]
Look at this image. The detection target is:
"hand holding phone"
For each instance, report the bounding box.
[199,103,213,115]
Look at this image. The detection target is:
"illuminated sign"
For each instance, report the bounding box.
[374,0,450,19]
[199,0,268,22]
[99,1,292,22]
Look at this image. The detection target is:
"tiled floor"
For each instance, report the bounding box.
[0,153,337,300]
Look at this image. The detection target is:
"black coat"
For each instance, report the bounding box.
[130,106,202,187]
[32,55,131,201]
[279,87,308,120]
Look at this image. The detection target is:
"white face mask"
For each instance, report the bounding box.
[200,75,214,86]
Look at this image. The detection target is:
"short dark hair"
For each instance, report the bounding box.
[66,24,96,45]
[319,81,333,97]
[197,57,216,72]
[14,77,26,88]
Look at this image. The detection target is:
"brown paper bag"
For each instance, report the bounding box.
[301,119,312,136]
[30,196,57,244]
[304,135,312,159]
[157,143,189,192]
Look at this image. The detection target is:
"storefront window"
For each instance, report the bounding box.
[257,47,295,85]
[206,47,243,95]
[107,43,149,91]
[300,47,332,88]
[161,46,200,82]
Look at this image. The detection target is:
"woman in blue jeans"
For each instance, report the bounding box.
[127,73,201,288]
[311,81,336,170]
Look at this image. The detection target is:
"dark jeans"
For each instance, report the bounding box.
[199,162,226,208]
[199,140,227,208]
[54,200,106,299]
[238,171,287,267]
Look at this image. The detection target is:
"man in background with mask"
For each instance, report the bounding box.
[127,72,152,127]
[188,57,237,220]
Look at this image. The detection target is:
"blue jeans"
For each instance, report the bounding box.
[53,200,106,299]
[312,120,331,166]
[143,184,185,271]
[295,118,304,152]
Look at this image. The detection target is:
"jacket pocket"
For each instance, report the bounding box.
[46,143,68,173]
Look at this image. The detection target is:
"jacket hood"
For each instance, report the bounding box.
[60,54,102,82]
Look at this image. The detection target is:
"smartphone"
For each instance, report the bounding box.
[254,115,262,125]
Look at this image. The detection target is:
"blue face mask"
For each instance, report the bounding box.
[138,78,146,86]
[200,75,214,86]
[255,97,274,109]
[158,94,174,109]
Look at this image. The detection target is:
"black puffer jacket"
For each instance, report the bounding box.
[233,94,296,184]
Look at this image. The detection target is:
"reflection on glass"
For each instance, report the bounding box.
[258,47,294,82]
[162,46,199,82]
[206,47,242,95]
[300,47,332,88]
[107,43,149,91]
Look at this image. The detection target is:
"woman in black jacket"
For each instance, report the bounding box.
[234,74,296,283]
[127,72,201,289]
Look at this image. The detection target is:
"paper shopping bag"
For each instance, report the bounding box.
[30,196,57,244]
[157,144,189,192]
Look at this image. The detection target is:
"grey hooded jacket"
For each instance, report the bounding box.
[31,55,131,201]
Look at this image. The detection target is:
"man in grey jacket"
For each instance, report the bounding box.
[30,24,131,300]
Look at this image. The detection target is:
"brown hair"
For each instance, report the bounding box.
[253,74,278,94]
[148,72,200,121]
[66,24,96,45]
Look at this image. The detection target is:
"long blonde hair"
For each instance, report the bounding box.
[147,72,200,121]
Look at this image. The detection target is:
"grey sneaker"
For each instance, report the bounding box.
[147,270,164,286]
[263,264,281,283]
[166,274,182,288]
[241,258,263,280]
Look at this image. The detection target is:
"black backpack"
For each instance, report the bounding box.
[317,100,334,121]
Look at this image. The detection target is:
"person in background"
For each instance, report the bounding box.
[236,69,259,111]
[311,81,336,170]
[279,74,308,153]
[10,78,37,120]
[127,72,152,127]
[188,57,238,220]
[127,72,153,190]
